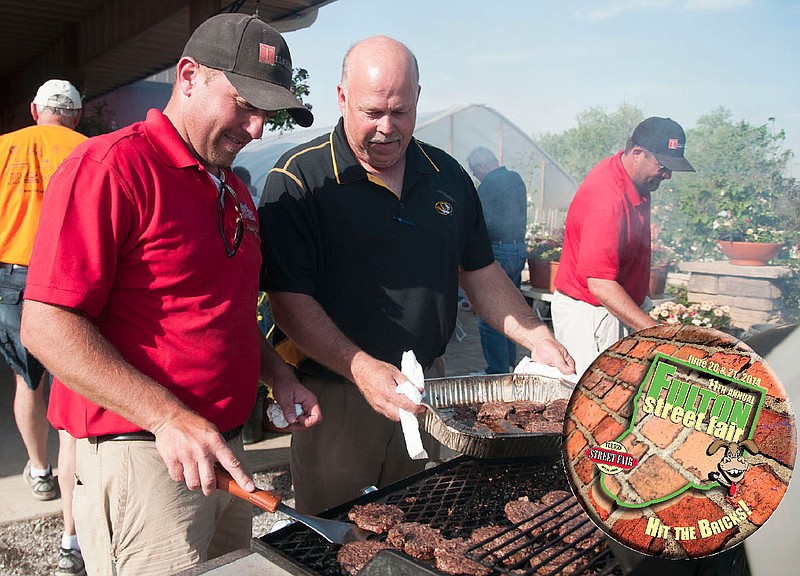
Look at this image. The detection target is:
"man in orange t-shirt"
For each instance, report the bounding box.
[0,79,86,576]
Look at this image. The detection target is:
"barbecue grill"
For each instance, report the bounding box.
[254,455,622,576]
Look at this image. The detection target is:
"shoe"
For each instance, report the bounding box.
[23,461,58,501]
[55,547,86,576]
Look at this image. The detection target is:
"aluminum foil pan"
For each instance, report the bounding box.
[421,373,575,458]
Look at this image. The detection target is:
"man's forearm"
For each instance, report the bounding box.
[21,300,189,433]
[268,291,365,381]
[259,333,299,385]
[587,277,658,331]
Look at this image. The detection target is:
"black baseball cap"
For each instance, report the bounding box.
[631,117,694,172]
[182,13,313,127]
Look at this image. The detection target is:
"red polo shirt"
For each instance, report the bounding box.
[554,151,651,307]
[25,109,261,438]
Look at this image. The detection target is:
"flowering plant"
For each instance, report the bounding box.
[712,187,787,244]
[526,223,563,262]
[649,300,731,329]
[713,216,788,244]
[651,241,678,268]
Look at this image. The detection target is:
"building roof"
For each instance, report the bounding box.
[0,0,335,131]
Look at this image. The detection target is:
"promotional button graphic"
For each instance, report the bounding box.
[562,324,796,559]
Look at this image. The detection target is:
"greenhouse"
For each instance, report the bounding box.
[234,103,577,224]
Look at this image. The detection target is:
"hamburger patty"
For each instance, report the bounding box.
[504,497,558,535]
[347,502,405,533]
[470,525,530,566]
[433,537,492,576]
[336,540,392,576]
[386,522,445,560]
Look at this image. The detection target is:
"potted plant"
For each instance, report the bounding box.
[712,187,787,266]
[650,239,679,298]
[526,224,562,293]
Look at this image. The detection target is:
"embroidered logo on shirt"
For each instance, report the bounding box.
[435,201,453,216]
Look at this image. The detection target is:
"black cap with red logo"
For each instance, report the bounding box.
[182,13,313,127]
[631,116,694,172]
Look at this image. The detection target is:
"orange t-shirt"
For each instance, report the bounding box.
[0,124,87,265]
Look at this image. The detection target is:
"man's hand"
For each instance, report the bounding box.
[530,331,576,375]
[271,375,323,431]
[351,353,425,421]
[152,412,254,496]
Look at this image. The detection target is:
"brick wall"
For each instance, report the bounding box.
[678,261,793,329]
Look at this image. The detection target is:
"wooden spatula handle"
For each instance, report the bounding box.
[214,467,281,513]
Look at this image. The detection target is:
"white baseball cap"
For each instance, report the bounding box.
[33,79,82,110]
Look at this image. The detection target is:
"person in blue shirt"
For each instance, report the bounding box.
[467,146,528,374]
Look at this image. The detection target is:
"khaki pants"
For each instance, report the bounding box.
[291,360,444,514]
[74,436,251,576]
[551,290,652,378]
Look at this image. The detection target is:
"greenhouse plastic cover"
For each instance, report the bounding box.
[234,104,577,217]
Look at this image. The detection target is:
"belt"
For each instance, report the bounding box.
[0,262,26,270]
[89,424,244,444]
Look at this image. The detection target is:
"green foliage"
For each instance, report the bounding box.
[653,108,798,260]
[77,100,117,136]
[266,68,312,133]
[538,103,644,182]
[775,271,800,323]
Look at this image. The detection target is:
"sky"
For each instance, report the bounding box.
[280,0,800,175]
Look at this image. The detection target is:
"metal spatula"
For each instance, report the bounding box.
[214,468,370,545]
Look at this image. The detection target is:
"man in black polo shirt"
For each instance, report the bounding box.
[260,35,575,514]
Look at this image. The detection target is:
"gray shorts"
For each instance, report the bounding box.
[0,264,45,389]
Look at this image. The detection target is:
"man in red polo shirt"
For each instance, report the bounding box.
[20,13,320,576]
[552,117,695,376]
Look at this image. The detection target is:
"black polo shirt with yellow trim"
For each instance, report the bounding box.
[259,118,493,370]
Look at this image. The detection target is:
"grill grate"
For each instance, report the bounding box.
[255,456,621,576]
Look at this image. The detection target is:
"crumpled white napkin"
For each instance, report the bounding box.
[396,350,428,460]
[514,356,579,385]
[266,402,303,429]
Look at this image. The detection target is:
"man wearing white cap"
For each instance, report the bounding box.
[0,78,87,576]
[20,13,320,576]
